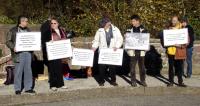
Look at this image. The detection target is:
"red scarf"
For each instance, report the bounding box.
[51,28,66,41]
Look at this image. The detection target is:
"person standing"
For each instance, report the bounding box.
[41,17,67,91]
[41,17,51,66]
[92,17,123,86]
[126,15,148,87]
[181,16,195,78]
[6,16,36,95]
[166,15,187,87]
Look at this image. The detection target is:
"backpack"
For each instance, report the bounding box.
[145,45,163,76]
[4,65,14,85]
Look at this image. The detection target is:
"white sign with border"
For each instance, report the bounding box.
[46,39,72,60]
[125,33,150,50]
[15,32,41,52]
[163,28,188,46]
[72,48,94,67]
[98,48,124,66]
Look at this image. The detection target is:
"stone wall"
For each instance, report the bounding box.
[0,24,200,75]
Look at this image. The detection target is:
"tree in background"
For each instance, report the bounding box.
[0,0,199,38]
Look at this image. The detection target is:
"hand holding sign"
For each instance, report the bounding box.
[15,32,41,52]
[98,48,124,66]
[46,39,72,60]
[124,33,150,50]
[163,28,188,46]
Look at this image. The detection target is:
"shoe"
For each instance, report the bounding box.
[99,83,104,86]
[25,90,36,94]
[64,77,74,80]
[167,83,173,87]
[141,82,147,87]
[110,82,118,86]
[186,75,191,78]
[50,87,58,91]
[15,91,21,95]
[178,83,187,87]
[131,82,137,87]
[60,86,68,89]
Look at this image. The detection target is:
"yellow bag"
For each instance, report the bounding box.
[167,47,176,55]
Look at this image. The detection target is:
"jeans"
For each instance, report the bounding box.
[186,47,193,77]
[14,52,33,91]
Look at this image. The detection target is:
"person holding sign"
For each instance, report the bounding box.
[92,17,123,86]
[125,15,148,87]
[165,15,187,87]
[6,16,36,95]
[41,17,68,91]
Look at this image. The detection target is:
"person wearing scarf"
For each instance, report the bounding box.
[41,17,68,91]
[92,17,123,86]
[166,15,187,87]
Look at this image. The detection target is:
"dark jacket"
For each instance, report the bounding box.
[132,25,148,33]
[41,20,51,49]
[185,25,195,48]
[41,26,66,61]
[6,26,31,63]
[159,30,165,48]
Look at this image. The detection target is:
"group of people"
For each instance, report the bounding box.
[160,16,195,87]
[5,14,194,95]
[92,14,194,88]
[6,16,69,94]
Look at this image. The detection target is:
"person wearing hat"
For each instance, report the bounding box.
[6,16,36,95]
[92,17,123,86]
[181,16,195,78]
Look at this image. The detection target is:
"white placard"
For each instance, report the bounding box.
[71,48,94,67]
[15,32,41,52]
[46,39,72,60]
[98,48,124,66]
[164,28,188,46]
[125,33,150,50]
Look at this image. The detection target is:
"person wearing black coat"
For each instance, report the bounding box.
[41,17,68,91]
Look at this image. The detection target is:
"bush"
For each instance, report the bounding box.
[0,0,199,38]
[0,15,15,24]
[190,18,200,40]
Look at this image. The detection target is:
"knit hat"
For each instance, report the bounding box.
[99,17,111,28]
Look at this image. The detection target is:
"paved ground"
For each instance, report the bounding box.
[0,75,200,105]
[26,95,200,106]
[1,75,200,96]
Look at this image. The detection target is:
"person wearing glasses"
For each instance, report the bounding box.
[6,16,36,95]
[41,17,68,91]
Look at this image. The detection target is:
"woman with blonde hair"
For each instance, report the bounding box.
[166,15,187,87]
